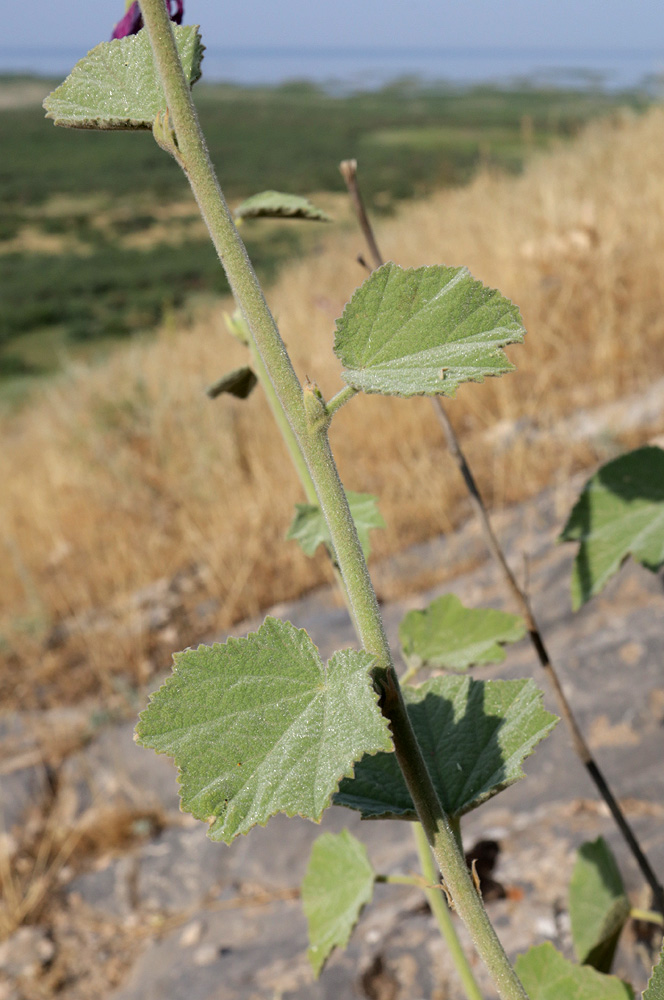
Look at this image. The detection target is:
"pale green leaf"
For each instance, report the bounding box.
[560,447,664,609]
[515,943,633,1000]
[43,25,204,129]
[334,676,557,820]
[569,837,630,973]
[206,366,258,400]
[333,262,525,398]
[235,191,332,222]
[399,594,526,672]
[302,830,375,977]
[286,491,385,559]
[136,617,392,844]
[644,946,664,999]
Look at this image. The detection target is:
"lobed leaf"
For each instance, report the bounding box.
[515,942,633,1000]
[333,262,525,398]
[334,676,557,820]
[136,617,393,843]
[206,366,258,400]
[43,25,204,129]
[560,446,664,609]
[302,830,375,977]
[286,491,385,559]
[399,594,526,672]
[644,946,664,1000]
[569,837,630,973]
[234,190,332,222]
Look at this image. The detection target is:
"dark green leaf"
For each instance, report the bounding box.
[206,366,258,400]
[560,447,664,609]
[334,676,557,820]
[235,191,332,222]
[286,491,385,559]
[399,594,526,672]
[136,617,392,843]
[644,946,664,1000]
[43,26,204,129]
[302,830,375,977]
[515,942,633,1000]
[569,837,630,973]
[333,262,525,398]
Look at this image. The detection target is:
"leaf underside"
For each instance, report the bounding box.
[399,594,526,672]
[644,946,664,1000]
[235,190,332,222]
[43,25,204,129]
[302,830,375,977]
[569,837,630,974]
[560,447,664,609]
[206,366,258,400]
[333,261,525,398]
[515,942,634,1000]
[136,617,393,844]
[287,491,385,560]
[334,675,557,820]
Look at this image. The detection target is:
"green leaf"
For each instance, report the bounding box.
[644,945,664,999]
[286,491,385,559]
[302,830,375,977]
[333,262,525,398]
[206,366,258,400]
[515,942,633,1000]
[399,594,526,673]
[234,191,332,222]
[560,447,664,609]
[136,617,392,844]
[43,25,204,129]
[334,676,557,820]
[569,837,630,973]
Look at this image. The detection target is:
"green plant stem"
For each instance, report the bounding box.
[139,6,528,996]
[631,908,664,927]
[325,384,358,417]
[413,823,484,1000]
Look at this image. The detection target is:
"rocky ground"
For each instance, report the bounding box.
[2,474,663,999]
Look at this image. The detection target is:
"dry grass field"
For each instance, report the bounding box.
[3,105,664,710]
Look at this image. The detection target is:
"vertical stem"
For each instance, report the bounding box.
[138,7,529,996]
[413,823,484,1000]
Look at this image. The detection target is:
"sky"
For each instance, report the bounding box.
[5,0,664,53]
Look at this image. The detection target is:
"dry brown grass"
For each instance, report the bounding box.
[4,105,664,708]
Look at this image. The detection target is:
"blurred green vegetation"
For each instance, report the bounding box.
[0,74,649,402]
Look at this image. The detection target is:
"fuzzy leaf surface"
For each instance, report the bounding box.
[560,447,664,609]
[569,837,630,973]
[334,676,557,820]
[302,830,375,977]
[235,191,332,222]
[206,366,258,400]
[136,618,392,843]
[43,25,203,129]
[400,594,526,672]
[286,491,385,559]
[333,262,525,397]
[644,946,664,999]
[515,943,633,1000]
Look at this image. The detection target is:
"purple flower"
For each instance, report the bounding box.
[112,0,184,40]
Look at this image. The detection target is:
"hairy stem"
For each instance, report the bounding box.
[139,5,528,996]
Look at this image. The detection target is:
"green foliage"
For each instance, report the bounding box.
[560,447,664,609]
[235,190,332,222]
[136,617,393,843]
[399,594,526,672]
[43,26,203,129]
[287,491,385,559]
[333,262,525,397]
[206,365,258,400]
[569,837,630,973]
[644,946,664,1000]
[515,942,633,999]
[302,830,375,977]
[334,676,557,819]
